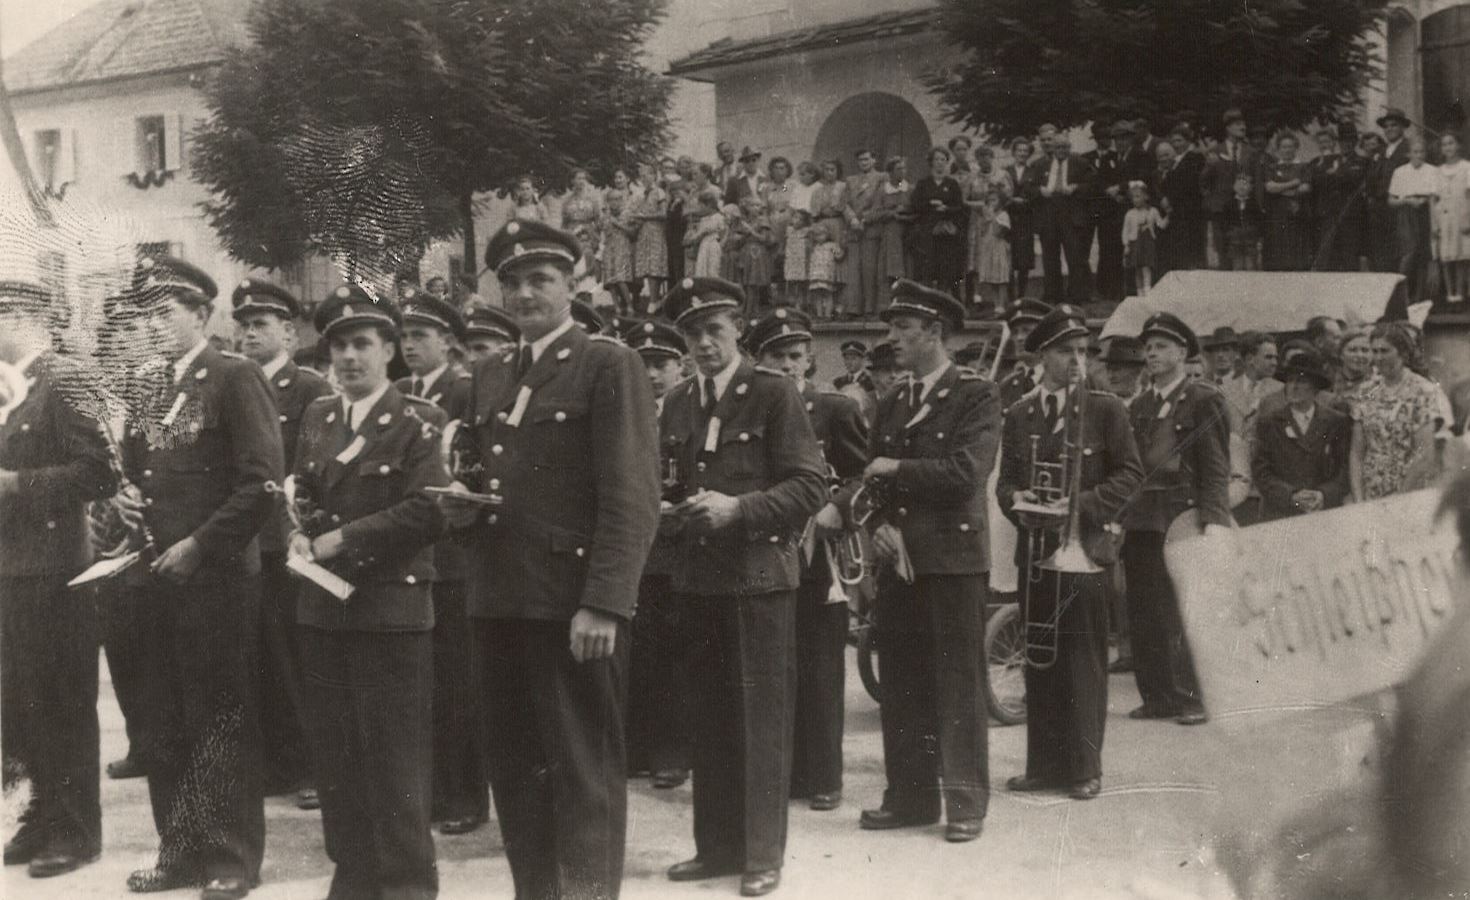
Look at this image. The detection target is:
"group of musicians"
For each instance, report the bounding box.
[0,214,1232,899]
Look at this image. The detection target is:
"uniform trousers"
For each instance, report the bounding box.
[142,572,264,883]
[476,617,628,900]
[1017,566,1108,783]
[685,590,796,873]
[430,580,486,822]
[791,570,846,798]
[299,626,436,900]
[874,572,989,824]
[259,552,311,792]
[0,574,101,855]
[101,579,153,763]
[627,573,691,775]
[1121,531,1204,714]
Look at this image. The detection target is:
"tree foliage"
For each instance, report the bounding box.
[927,0,1392,143]
[192,0,673,273]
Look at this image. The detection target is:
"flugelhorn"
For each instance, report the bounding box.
[1041,377,1101,576]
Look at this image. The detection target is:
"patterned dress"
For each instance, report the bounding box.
[633,186,669,279]
[561,189,604,260]
[808,238,842,291]
[1348,371,1442,500]
[784,224,811,282]
[601,209,636,285]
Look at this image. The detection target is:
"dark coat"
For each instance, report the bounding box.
[801,381,868,583]
[1025,153,1096,231]
[1081,148,1128,219]
[1201,143,1261,215]
[0,354,114,577]
[999,363,1041,411]
[1250,402,1351,521]
[293,386,448,630]
[124,343,283,574]
[1122,378,1232,533]
[659,362,827,596]
[996,385,1143,568]
[464,325,661,620]
[262,359,333,555]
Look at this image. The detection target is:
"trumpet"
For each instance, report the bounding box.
[1021,374,1100,670]
[820,464,867,589]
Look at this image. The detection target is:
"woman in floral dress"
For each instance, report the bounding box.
[632,161,669,308]
[560,167,604,263]
[1349,323,1442,501]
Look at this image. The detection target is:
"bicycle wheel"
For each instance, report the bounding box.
[985,603,1027,725]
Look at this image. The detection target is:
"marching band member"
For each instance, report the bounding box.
[853,279,1000,844]
[660,277,826,897]
[462,306,519,364]
[746,307,868,812]
[231,278,333,812]
[290,286,448,899]
[443,219,660,900]
[1121,312,1231,727]
[997,298,1050,409]
[996,305,1142,800]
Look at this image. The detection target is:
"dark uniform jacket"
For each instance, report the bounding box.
[396,364,471,582]
[833,371,875,395]
[1250,402,1351,522]
[463,325,660,621]
[124,344,283,575]
[801,381,868,583]
[293,386,448,631]
[0,354,114,577]
[262,359,332,556]
[996,385,1143,568]
[1121,377,1231,534]
[659,362,826,596]
[999,364,1041,414]
[848,364,1001,575]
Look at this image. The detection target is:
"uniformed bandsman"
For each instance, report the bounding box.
[997,298,1051,409]
[747,308,867,813]
[462,306,519,364]
[116,256,283,899]
[0,281,114,878]
[395,293,487,836]
[231,277,333,812]
[290,285,448,898]
[996,306,1143,800]
[660,277,826,897]
[1122,313,1231,726]
[849,279,1000,844]
[866,342,901,397]
[833,340,875,395]
[626,318,694,789]
[441,219,660,900]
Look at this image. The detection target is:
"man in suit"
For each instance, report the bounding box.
[395,294,486,836]
[441,219,660,900]
[1117,120,1154,188]
[659,278,826,897]
[1201,110,1259,268]
[1028,136,1095,303]
[1121,313,1231,727]
[723,146,767,207]
[0,281,114,877]
[849,279,1000,843]
[1368,108,1414,273]
[747,308,868,813]
[462,305,519,365]
[117,256,283,899]
[1155,129,1208,276]
[714,141,740,191]
[290,286,448,899]
[996,306,1142,800]
[848,149,886,316]
[626,319,694,789]
[1082,123,1128,303]
[231,278,333,812]
[1251,351,1350,522]
[997,299,1051,409]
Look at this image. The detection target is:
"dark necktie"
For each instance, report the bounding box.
[411,376,424,397]
[517,345,533,380]
[1044,393,1060,432]
[344,403,354,432]
[703,378,717,414]
[908,383,923,417]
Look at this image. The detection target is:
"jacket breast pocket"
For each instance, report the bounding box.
[526,400,589,468]
[356,457,405,505]
[717,422,766,479]
[159,404,223,471]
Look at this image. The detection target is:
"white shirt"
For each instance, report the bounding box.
[1046,157,1067,193]
[1153,370,1187,402]
[261,352,289,380]
[172,339,209,384]
[697,355,742,406]
[1389,162,1443,199]
[1385,138,1404,160]
[410,362,449,396]
[912,360,953,405]
[520,313,576,364]
[1290,404,1315,436]
[341,379,390,432]
[1039,383,1070,414]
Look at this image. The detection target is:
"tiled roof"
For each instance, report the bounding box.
[3,0,248,95]
[668,7,941,79]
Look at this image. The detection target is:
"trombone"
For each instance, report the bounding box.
[1021,373,1100,670]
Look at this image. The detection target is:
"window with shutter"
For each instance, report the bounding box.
[136,116,166,172]
[33,129,61,189]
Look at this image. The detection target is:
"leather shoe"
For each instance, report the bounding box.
[1005,775,1058,793]
[741,868,781,896]
[107,756,147,779]
[201,876,252,900]
[4,824,46,865]
[295,788,320,811]
[1177,708,1209,726]
[1069,778,1101,800]
[944,820,984,843]
[1128,704,1176,720]
[809,792,841,811]
[128,866,201,893]
[28,845,97,878]
[667,857,740,882]
[439,814,483,836]
[859,807,939,830]
[651,769,688,789]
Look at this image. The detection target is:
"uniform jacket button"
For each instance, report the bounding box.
[331,514,342,523]
[145,498,154,507]
[739,432,750,442]
[279,414,288,423]
[936,432,944,439]
[143,469,152,478]
[575,547,585,558]
[497,412,509,423]
[697,537,708,546]
[487,514,498,525]
[696,461,707,472]
[405,574,417,584]
[768,534,779,543]
[20,423,29,432]
[554,411,567,422]
[46,520,56,530]
[958,523,971,532]
[897,507,908,516]
[491,444,504,455]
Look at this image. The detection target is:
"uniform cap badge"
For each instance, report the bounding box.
[682,277,694,289]
[335,286,350,299]
[643,322,655,333]
[775,308,787,319]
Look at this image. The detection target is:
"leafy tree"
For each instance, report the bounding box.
[192,0,673,281]
[926,0,1391,143]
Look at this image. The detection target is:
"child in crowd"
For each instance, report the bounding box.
[601,187,637,316]
[972,182,1012,316]
[807,221,843,320]
[1122,180,1168,295]
[1221,174,1264,272]
[684,187,726,279]
[783,208,812,309]
[737,195,775,316]
[720,203,745,285]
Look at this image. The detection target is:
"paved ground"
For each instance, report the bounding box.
[3,651,1252,900]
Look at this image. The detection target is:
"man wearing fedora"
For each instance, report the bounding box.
[1251,350,1351,522]
[724,146,768,207]
[1201,109,1260,268]
[1082,122,1128,304]
[1368,108,1415,273]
